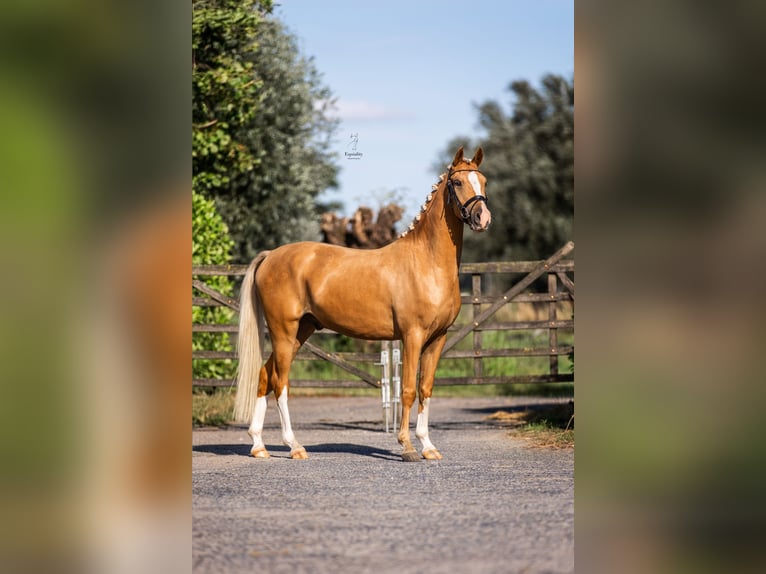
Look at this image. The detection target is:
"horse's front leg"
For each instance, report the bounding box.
[416,333,447,460]
[398,333,425,462]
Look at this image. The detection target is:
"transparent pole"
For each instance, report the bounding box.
[392,341,401,432]
[378,343,391,432]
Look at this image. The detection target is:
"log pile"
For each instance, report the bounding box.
[320,204,404,249]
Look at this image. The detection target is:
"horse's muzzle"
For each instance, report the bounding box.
[469,204,492,232]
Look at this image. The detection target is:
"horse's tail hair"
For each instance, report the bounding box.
[233,251,269,424]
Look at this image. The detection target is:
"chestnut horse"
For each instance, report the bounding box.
[234,146,491,462]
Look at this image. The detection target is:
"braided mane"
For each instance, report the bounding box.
[398,167,450,239]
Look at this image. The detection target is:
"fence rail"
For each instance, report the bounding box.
[193,243,574,389]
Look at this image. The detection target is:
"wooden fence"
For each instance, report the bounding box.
[193,241,574,389]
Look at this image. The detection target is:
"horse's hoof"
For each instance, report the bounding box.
[291,447,309,460]
[422,448,443,460]
[401,450,421,463]
[251,447,270,459]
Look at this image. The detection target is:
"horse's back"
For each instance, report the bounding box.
[260,241,388,281]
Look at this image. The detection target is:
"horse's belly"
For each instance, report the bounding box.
[311,300,396,341]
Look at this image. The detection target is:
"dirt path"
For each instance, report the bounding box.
[193,396,573,573]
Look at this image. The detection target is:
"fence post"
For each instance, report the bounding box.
[472,273,483,379]
[548,272,559,376]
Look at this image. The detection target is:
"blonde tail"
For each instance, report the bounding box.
[233,252,269,423]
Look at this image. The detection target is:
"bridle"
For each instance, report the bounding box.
[446,168,489,224]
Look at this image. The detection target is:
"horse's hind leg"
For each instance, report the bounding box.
[272,317,315,459]
[248,357,274,458]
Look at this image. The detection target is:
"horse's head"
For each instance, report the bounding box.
[447,146,491,232]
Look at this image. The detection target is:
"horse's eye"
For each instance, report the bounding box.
[452,179,462,186]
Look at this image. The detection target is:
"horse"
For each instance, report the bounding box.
[234,146,491,462]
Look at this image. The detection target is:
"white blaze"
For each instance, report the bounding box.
[468,171,482,196]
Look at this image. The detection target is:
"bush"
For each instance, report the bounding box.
[192,190,236,380]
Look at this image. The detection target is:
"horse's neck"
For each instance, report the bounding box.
[405,183,464,272]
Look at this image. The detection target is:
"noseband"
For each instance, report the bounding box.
[446,168,489,224]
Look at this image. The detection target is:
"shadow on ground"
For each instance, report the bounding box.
[193,442,400,460]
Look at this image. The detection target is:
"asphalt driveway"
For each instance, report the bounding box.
[193,396,574,573]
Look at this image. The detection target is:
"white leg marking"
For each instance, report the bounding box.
[416,398,437,453]
[276,390,302,450]
[468,171,482,196]
[247,396,268,452]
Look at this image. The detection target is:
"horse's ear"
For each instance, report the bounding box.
[473,147,484,167]
[452,146,464,167]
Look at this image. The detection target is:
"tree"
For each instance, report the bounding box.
[437,74,573,262]
[194,2,340,262]
[229,16,340,261]
[192,0,272,196]
[192,190,236,381]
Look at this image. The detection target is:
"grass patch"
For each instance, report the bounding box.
[193,388,235,427]
[485,401,574,448]
[516,422,574,449]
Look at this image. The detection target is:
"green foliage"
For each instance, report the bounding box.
[438,74,574,262]
[221,16,339,261]
[193,387,235,427]
[192,190,236,380]
[193,0,272,195]
[194,2,339,262]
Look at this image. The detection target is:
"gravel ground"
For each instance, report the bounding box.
[193,396,573,574]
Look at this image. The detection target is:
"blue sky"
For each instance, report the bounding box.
[275,0,573,220]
